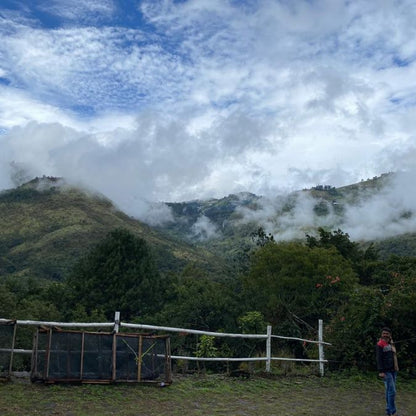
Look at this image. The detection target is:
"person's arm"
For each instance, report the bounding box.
[391,339,399,371]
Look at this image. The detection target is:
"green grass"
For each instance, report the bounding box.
[1,373,415,416]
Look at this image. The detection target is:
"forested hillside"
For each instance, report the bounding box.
[156,172,416,260]
[0,177,228,282]
[2,173,415,284]
[1,174,415,376]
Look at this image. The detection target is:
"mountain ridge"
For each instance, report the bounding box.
[1,172,415,283]
[0,176,228,281]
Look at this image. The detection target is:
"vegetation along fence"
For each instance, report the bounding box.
[0,312,330,381]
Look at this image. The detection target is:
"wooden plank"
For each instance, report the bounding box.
[46,329,52,380]
[137,336,143,382]
[80,332,85,380]
[112,333,117,381]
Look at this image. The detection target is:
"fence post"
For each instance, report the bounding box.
[114,311,120,333]
[9,321,17,376]
[266,325,272,372]
[318,319,325,377]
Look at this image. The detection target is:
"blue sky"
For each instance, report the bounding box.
[1,0,416,229]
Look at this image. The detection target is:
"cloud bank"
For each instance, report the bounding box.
[234,171,416,242]
[1,0,416,238]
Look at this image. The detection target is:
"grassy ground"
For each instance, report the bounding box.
[1,372,415,416]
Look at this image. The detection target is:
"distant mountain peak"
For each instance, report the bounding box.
[25,175,65,189]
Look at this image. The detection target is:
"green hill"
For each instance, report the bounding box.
[1,173,415,284]
[0,177,227,281]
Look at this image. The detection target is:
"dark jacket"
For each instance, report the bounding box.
[376,339,395,372]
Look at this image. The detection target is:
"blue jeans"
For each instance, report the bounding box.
[383,371,397,415]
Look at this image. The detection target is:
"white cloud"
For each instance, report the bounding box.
[0,0,416,232]
[340,171,416,240]
[0,86,76,128]
[191,215,219,241]
[38,0,115,23]
[236,191,339,241]
[141,202,174,226]
[0,22,189,112]
[232,170,416,242]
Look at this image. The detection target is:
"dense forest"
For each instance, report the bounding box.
[1,226,415,376]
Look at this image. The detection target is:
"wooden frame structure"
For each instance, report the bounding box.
[31,327,171,385]
[1,313,330,379]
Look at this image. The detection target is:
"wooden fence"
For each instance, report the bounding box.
[0,312,331,377]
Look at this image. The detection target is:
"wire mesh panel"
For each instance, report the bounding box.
[139,336,169,382]
[115,334,139,381]
[31,328,171,384]
[31,329,83,382]
[115,334,171,384]
[0,320,16,379]
[82,332,113,381]
[49,331,83,380]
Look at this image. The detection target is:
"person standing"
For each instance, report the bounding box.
[376,327,399,416]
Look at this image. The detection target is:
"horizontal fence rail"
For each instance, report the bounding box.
[121,322,268,338]
[0,314,331,377]
[271,334,331,345]
[167,356,325,363]
[0,319,114,328]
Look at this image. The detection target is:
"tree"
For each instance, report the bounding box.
[242,241,358,335]
[373,257,416,374]
[306,228,380,284]
[66,229,164,320]
[306,228,361,262]
[325,255,416,372]
[153,264,239,332]
[325,286,385,370]
[0,276,62,321]
[251,227,275,246]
